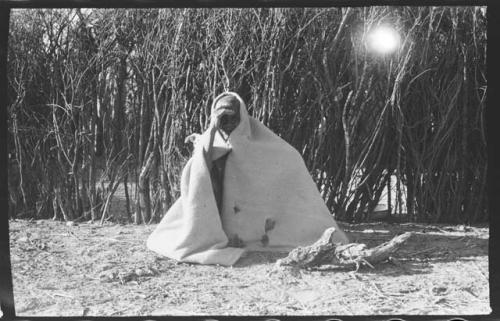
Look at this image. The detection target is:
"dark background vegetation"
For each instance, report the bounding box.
[7,7,487,224]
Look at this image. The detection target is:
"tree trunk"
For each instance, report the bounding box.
[340,91,354,220]
[72,158,82,219]
[12,114,28,210]
[52,193,59,220]
[134,86,149,224]
[134,194,142,224]
[137,152,155,224]
[111,54,128,159]
[123,173,132,222]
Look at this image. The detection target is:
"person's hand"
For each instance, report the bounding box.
[184,133,200,145]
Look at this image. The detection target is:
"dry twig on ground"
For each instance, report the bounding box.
[276,227,413,270]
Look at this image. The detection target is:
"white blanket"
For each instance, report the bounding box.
[147,92,349,266]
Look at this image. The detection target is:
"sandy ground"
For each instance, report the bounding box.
[9,219,490,316]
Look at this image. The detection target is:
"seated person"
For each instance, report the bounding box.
[147,92,349,266]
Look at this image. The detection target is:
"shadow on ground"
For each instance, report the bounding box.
[344,222,488,259]
[234,222,488,277]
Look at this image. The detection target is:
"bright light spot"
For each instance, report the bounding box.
[367,26,401,54]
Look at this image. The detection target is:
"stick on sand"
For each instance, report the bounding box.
[276,227,414,270]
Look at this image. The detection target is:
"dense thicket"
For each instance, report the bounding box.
[7,7,487,224]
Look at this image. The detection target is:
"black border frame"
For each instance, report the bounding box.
[0,1,498,321]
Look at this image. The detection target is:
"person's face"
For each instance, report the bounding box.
[214,95,241,135]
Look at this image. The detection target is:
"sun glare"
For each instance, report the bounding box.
[367,26,401,54]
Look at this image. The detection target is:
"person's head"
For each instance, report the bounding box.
[214,94,241,135]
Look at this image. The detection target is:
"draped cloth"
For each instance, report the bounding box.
[147,92,349,266]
